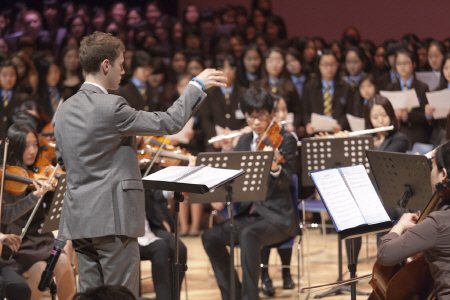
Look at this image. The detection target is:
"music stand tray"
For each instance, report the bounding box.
[189,151,273,203]
[301,136,374,186]
[366,151,431,210]
[42,174,67,233]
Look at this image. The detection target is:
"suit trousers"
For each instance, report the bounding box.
[72,235,140,297]
[139,228,187,300]
[202,214,292,300]
[0,261,31,300]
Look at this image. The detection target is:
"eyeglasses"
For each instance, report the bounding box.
[246,114,271,122]
[266,58,284,65]
[428,54,443,60]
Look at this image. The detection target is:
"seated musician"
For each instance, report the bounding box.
[377,140,450,300]
[202,87,299,300]
[0,123,75,300]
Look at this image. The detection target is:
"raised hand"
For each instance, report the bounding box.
[196,69,227,90]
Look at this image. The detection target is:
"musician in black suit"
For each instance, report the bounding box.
[302,49,351,134]
[119,50,156,112]
[387,48,430,148]
[200,54,248,152]
[202,87,299,300]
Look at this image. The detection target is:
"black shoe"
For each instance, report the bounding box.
[283,276,295,289]
[262,278,275,297]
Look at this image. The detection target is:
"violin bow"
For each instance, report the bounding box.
[143,136,168,178]
[0,138,9,226]
[255,117,276,150]
[8,163,61,259]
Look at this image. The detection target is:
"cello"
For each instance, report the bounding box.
[368,181,450,300]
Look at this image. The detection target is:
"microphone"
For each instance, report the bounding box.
[38,235,67,291]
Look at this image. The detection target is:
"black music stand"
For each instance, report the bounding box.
[42,174,66,233]
[366,151,431,210]
[310,167,392,300]
[301,136,373,186]
[189,151,273,300]
[143,164,245,300]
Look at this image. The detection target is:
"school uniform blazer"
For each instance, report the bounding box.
[118,82,158,112]
[54,83,206,240]
[0,90,26,141]
[201,85,248,150]
[234,129,299,237]
[301,79,351,130]
[387,79,431,146]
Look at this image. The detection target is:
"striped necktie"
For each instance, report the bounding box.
[404,83,409,91]
[140,84,147,101]
[324,85,332,116]
[271,79,277,93]
[3,93,9,107]
[50,89,57,110]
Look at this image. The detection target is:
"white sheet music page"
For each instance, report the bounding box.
[340,165,390,224]
[426,89,450,119]
[311,169,366,231]
[379,89,420,110]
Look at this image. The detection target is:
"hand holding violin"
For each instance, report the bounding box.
[32,180,53,197]
[263,146,281,172]
[195,69,227,90]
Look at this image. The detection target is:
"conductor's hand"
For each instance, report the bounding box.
[32,180,53,197]
[1,234,21,252]
[196,69,227,90]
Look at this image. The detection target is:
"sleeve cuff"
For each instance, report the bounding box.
[188,81,203,91]
[270,166,282,178]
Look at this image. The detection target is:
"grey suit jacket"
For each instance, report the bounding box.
[54,83,206,239]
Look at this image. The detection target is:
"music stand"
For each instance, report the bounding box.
[366,151,431,210]
[301,137,373,299]
[42,174,66,233]
[142,164,246,300]
[189,151,273,300]
[301,136,373,186]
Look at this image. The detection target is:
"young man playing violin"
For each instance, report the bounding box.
[202,87,299,300]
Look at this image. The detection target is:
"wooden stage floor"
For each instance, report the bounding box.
[139,228,377,300]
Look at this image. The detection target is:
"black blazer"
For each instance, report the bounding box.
[0,90,27,141]
[429,86,448,145]
[200,85,248,151]
[302,79,351,130]
[375,131,409,153]
[387,79,431,146]
[119,82,158,112]
[234,129,299,236]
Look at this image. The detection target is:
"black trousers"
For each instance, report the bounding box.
[260,248,292,280]
[139,229,187,300]
[0,261,31,300]
[202,215,292,300]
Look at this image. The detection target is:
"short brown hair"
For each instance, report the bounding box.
[79,32,125,75]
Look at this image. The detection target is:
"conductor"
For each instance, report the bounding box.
[54,32,226,297]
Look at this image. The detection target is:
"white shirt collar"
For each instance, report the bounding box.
[84,82,108,94]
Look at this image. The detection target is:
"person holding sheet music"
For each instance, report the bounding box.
[426,53,450,145]
[377,141,450,300]
[302,49,351,135]
[202,87,299,300]
[0,123,75,300]
[427,41,446,79]
[387,48,430,147]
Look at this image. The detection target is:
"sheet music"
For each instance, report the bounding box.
[416,72,440,91]
[310,113,338,132]
[346,114,365,132]
[425,89,450,119]
[311,169,366,231]
[379,89,420,110]
[143,165,243,189]
[340,165,390,224]
[167,117,194,144]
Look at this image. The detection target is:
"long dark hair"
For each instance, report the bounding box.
[438,53,450,90]
[255,46,296,96]
[435,140,450,175]
[363,95,398,133]
[0,123,39,169]
[235,44,262,88]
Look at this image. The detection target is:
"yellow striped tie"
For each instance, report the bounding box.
[404,83,409,91]
[271,79,277,93]
[324,85,332,116]
[3,93,9,107]
[140,84,147,101]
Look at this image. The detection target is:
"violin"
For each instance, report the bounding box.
[368,183,450,300]
[29,157,64,187]
[0,166,39,196]
[255,118,285,163]
[138,136,190,167]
